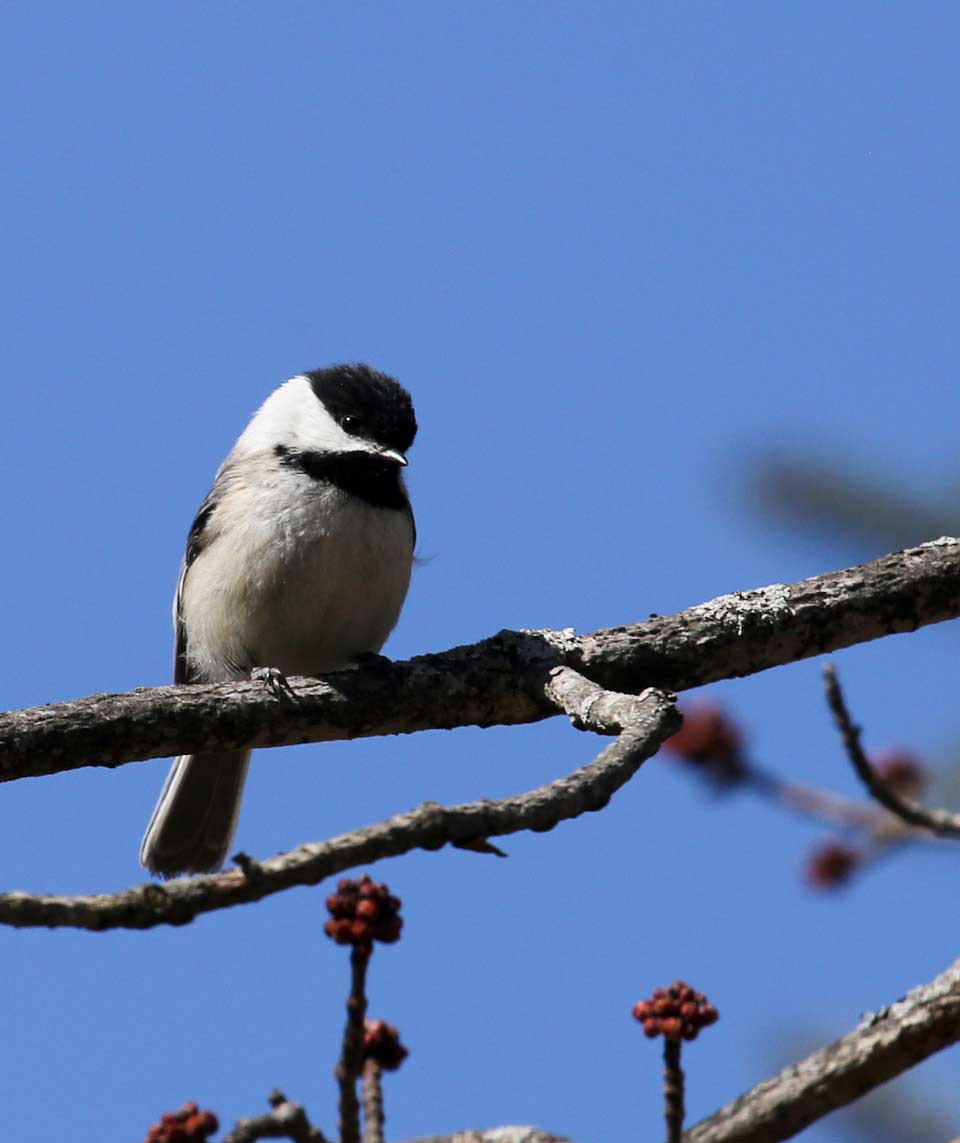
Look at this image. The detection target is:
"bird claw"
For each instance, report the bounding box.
[252,666,298,702]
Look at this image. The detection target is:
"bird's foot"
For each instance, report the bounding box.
[252,666,298,702]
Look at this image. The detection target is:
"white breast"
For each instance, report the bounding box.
[179,461,415,682]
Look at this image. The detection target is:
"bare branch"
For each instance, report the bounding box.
[823,663,960,837]
[337,949,369,1143]
[682,955,960,1143]
[362,1061,384,1143]
[2,538,959,784]
[0,681,678,930]
[766,775,881,829]
[406,1133,570,1143]
[221,1090,328,1143]
[664,1039,685,1143]
[407,957,960,1143]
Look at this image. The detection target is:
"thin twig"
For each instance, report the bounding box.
[0,681,678,931]
[759,772,881,829]
[823,663,960,837]
[362,1060,385,1143]
[221,1090,328,1143]
[337,948,370,1143]
[663,1039,684,1143]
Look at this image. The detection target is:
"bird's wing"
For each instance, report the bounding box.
[173,483,222,685]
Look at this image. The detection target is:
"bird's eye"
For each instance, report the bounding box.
[340,414,358,432]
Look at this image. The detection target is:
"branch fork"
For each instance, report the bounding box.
[0,671,678,931]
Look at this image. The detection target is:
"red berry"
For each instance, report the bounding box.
[377,917,403,943]
[327,894,353,918]
[199,1111,218,1133]
[322,918,341,942]
[364,1019,384,1042]
[362,1018,408,1069]
[349,918,371,940]
[634,981,718,1041]
[806,842,858,889]
[326,875,402,950]
[664,706,743,772]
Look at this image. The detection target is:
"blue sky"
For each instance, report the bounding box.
[1,4,959,1141]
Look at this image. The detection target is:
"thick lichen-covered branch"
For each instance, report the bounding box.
[0,538,957,784]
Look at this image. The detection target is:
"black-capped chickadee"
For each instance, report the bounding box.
[140,364,417,877]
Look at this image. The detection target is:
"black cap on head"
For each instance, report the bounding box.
[305,364,417,455]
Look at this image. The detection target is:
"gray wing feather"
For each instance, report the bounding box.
[173,470,231,684]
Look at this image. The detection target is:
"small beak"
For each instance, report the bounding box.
[379,448,408,466]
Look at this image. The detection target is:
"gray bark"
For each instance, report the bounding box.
[1,537,958,784]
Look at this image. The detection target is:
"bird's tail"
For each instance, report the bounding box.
[140,750,251,877]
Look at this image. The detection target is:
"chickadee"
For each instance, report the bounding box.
[140,364,417,877]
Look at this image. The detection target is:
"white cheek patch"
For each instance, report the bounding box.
[296,391,365,454]
[234,375,377,457]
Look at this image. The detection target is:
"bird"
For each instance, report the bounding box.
[140,363,417,877]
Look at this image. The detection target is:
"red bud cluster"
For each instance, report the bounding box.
[632,981,718,1041]
[806,842,858,889]
[364,1018,409,1071]
[664,705,745,786]
[875,750,927,797]
[143,1102,218,1143]
[324,875,403,955]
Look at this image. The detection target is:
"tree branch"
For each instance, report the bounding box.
[1,538,958,784]
[408,956,960,1143]
[220,1090,328,1143]
[682,955,960,1143]
[823,663,960,837]
[0,677,677,930]
[362,1061,384,1143]
[337,949,369,1143]
[406,1133,569,1143]
[663,1039,685,1142]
